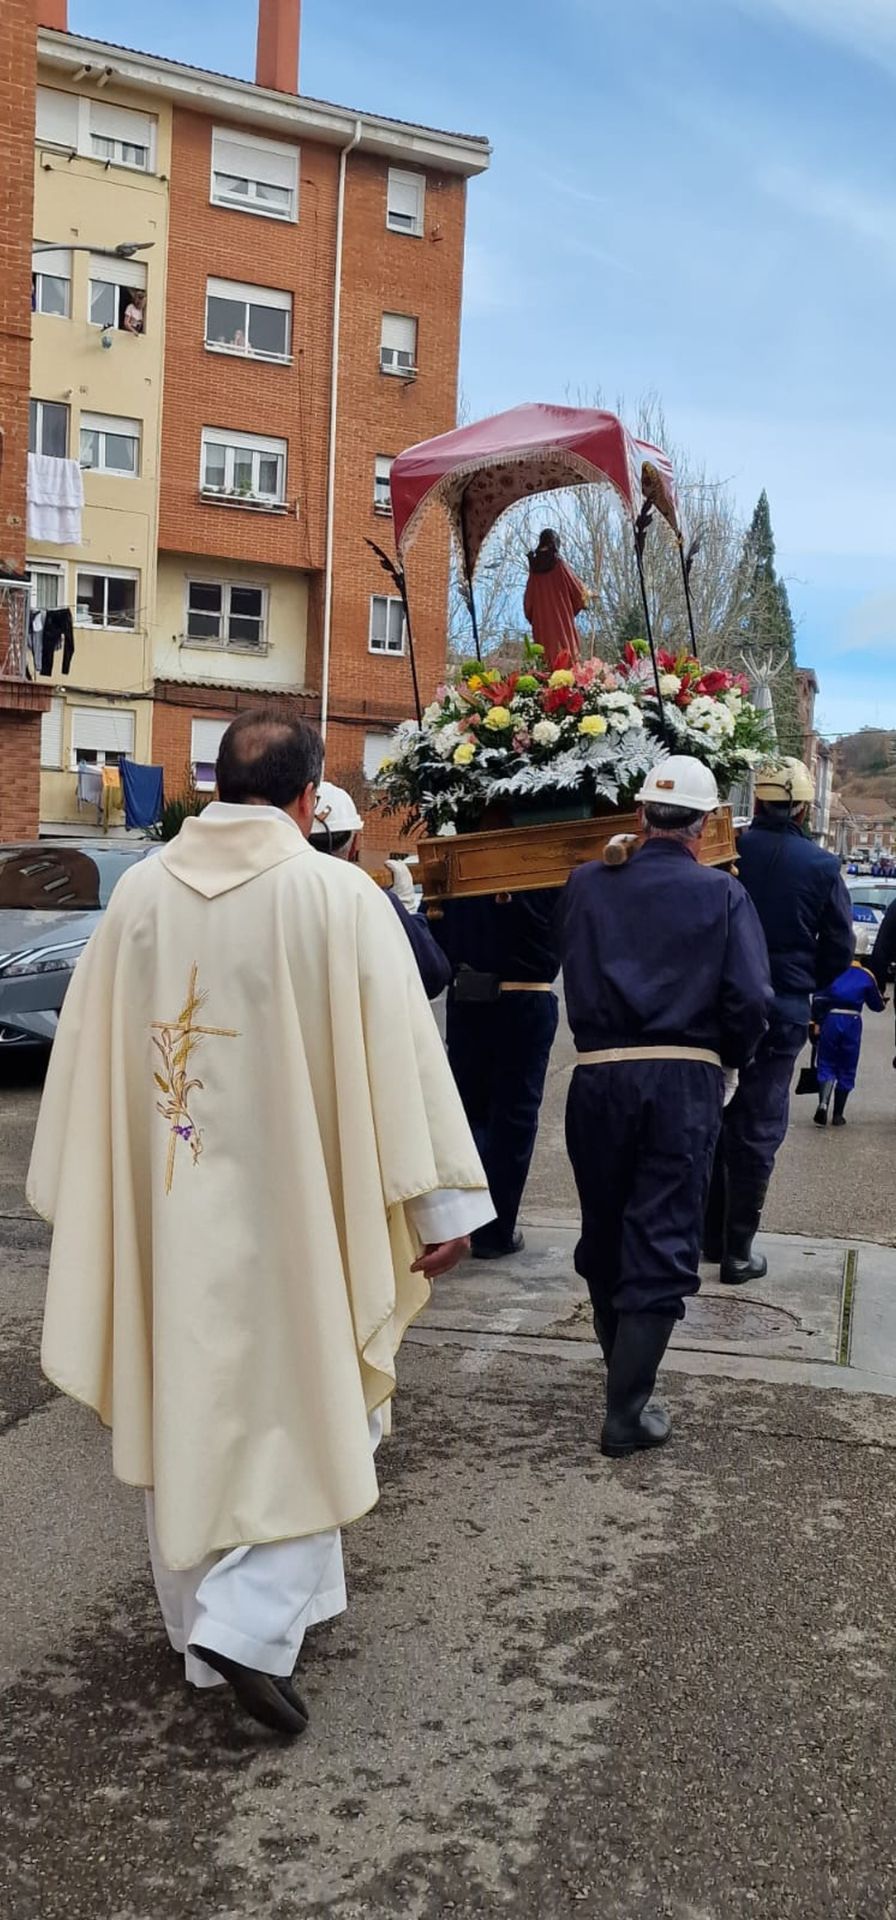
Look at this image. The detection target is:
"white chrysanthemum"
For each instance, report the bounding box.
[603,690,637,711]
[532,719,562,746]
[659,673,681,696]
[432,723,463,759]
[723,687,743,711]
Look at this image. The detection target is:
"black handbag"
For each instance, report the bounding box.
[795,1038,819,1097]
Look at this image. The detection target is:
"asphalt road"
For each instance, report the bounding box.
[3,1019,896,1916]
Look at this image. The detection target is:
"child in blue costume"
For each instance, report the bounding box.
[812,960,885,1128]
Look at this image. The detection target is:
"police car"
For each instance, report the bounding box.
[847,879,896,960]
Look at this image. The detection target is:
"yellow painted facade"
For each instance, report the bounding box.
[30,70,170,825]
[154,554,309,689]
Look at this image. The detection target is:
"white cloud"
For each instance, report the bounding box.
[759,164,896,261]
[839,591,896,654]
[728,0,896,75]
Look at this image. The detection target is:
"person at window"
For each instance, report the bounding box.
[28,713,491,1740]
[523,528,588,670]
[123,290,145,334]
[232,327,246,350]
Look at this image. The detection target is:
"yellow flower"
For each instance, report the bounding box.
[579,714,608,737]
[483,706,513,730]
[548,669,575,689]
[453,741,477,766]
[378,757,394,773]
[466,674,483,692]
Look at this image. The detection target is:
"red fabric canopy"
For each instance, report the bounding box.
[389,403,680,581]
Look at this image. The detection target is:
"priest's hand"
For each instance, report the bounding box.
[412,1237,471,1278]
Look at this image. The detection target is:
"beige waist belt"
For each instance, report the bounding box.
[576,1045,723,1068]
[500,981,555,993]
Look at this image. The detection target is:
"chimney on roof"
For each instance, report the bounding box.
[36,0,68,27]
[256,0,300,94]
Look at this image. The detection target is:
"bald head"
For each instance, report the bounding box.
[215,711,324,814]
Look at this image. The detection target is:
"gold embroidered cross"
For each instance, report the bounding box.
[151,963,238,1194]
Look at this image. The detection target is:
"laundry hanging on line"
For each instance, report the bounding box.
[120,760,164,831]
[26,454,83,546]
[31,606,75,677]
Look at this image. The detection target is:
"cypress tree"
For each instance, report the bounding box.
[737,492,801,755]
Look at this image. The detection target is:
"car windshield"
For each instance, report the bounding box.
[849,884,896,910]
[0,846,146,911]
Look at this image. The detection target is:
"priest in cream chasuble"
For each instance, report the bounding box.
[28,714,492,1736]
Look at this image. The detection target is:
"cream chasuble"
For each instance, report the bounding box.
[28,810,488,1570]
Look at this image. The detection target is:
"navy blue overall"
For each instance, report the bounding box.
[387,892,452,1001]
[721,815,853,1188]
[813,963,884,1093]
[562,840,771,1319]
[435,891,560,1251]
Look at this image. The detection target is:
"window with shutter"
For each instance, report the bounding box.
[374,456,394,512]
[35,87,79,148]
[191,718,229,791]
[70,706,136,768]
[40,696,65,771]
[89,101,155,171]
[387,170,425,236]
[211,130,299,221]
[205,278,292,361]
[380,313,418,376]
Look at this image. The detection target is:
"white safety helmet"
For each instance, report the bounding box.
[753,757,815,806]
[311,781,364,837]
[637,756,720,814]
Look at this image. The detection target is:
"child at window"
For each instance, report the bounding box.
[123,290,146,334]
[812,960,886,1128]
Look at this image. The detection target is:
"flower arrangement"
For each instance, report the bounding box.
[375,640,772,837]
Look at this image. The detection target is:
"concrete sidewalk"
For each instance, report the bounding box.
[413,1221,896,1396]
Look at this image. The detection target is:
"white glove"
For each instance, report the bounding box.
[723,1069,739,1108]
[386,858,418,913]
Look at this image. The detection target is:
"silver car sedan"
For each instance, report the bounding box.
[0,842,156,1048]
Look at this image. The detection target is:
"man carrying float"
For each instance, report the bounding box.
[377,402,777,1448]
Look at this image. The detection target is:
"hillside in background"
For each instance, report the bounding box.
[834,730,896,821]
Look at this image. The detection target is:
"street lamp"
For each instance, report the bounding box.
[32,240,155,256]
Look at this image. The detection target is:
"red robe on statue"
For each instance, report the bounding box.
[523,558,587,668]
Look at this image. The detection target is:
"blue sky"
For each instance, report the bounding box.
[72,0,895,736]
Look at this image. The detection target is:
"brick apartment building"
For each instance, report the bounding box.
[0,0,52,838]
[7,0,489,838]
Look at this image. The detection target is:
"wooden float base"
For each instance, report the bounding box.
[418,806,736,903]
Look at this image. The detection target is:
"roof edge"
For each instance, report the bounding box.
[37,29,492,175]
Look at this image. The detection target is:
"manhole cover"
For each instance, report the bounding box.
[546,1294,799,1345]
[682,1294,798,1342]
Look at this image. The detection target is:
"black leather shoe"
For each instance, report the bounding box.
[189,1644,309,1737]
[831,1114,846,1128]
[600,1311,676,1457]
[471,1228,524,1260]
[720,1245,768,1285]
[813,1106,828,1127]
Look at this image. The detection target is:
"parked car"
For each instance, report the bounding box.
[846,878,896,961]
[0,841,156,1048]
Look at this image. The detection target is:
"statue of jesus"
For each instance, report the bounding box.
[523,529,588,669]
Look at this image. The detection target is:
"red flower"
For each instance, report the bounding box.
[544,687,585,715]
[696,669,732,696]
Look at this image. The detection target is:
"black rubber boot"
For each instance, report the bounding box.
[592,1303,618,1363]
[600,1311,676,1458]
[832,1086,848,1128]
[720,1179,769,1286]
